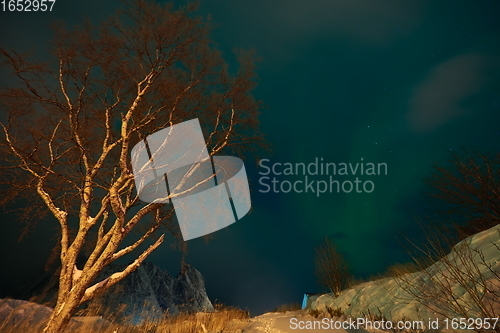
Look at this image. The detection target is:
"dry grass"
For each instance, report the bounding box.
[0,303,250,333]
[273,302,302,313]
[145,307,249,333]
[383,262,421,277]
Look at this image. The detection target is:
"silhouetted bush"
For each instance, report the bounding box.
[314,237,352,296]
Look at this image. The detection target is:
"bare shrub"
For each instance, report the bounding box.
[394,226,500,333]
[391,149,500,332]
[314,237,352,296]
[425,150,500,239]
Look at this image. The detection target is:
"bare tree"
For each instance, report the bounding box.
[390,149,500,331]
[0,1,263,332]
[425,149,500,239]
[314,237,352,297]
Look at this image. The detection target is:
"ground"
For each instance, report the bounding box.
[242,311,380,333]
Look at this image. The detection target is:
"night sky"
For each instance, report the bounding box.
[1,0,500,316]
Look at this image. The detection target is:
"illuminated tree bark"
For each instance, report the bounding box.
[0,1,263,332]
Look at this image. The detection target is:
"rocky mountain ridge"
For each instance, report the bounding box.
[28,261,213,324]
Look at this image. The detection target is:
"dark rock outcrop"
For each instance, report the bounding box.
[90,262,214,323]
[171,264,214,314]
[27,262,213,324]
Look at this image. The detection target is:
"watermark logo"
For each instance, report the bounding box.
[131,118,251,241]
[258,157,387,196]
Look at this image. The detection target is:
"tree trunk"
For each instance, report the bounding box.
[42,295,80,333]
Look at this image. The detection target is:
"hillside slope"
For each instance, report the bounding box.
[311,224,500,327]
